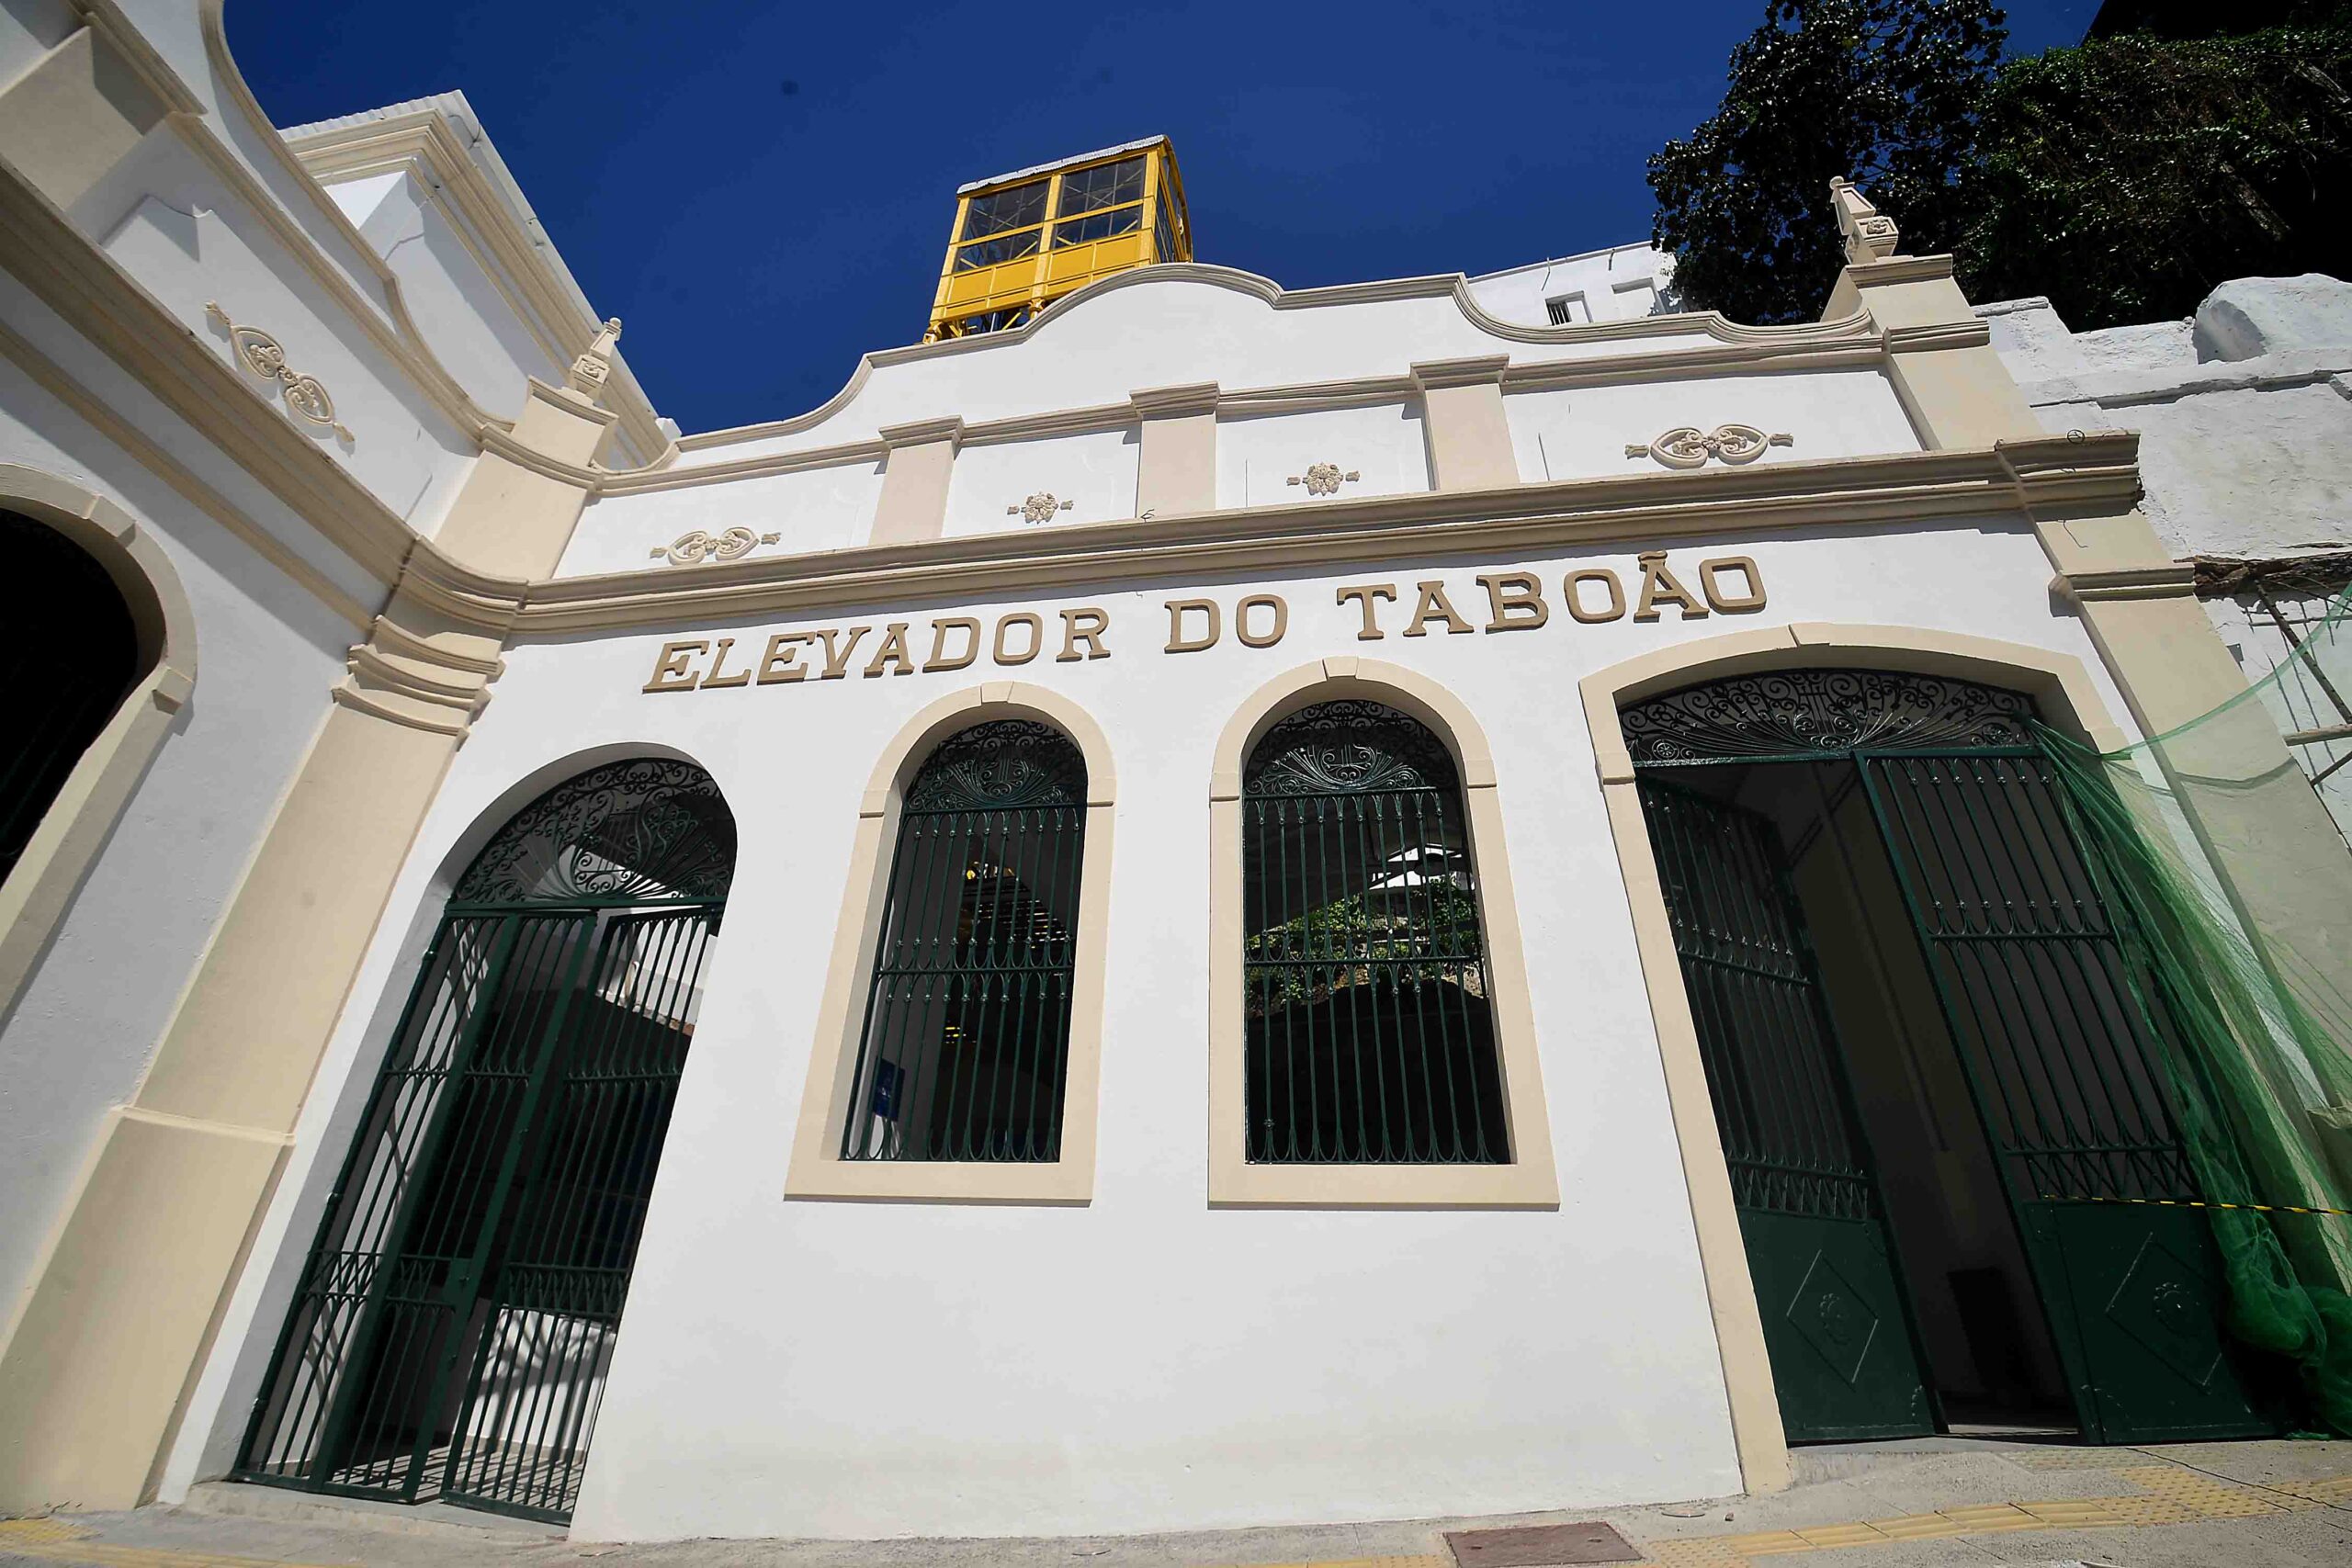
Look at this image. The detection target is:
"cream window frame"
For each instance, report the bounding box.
[785,682,1115,1204]
[1577,621,2132,1496]
[1207,657,1559,1208]
[0,466,198,1021]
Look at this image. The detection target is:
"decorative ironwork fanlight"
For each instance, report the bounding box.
[904,719,1086,810]
[452,757,736,903]
[1620,669,2035,766]
[1244,699,1461,796]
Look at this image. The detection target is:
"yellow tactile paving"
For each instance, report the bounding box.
[1593,1465,2352,1567]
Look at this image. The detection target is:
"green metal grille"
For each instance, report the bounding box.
[1639,782,1877,1220]
[1859,750,2200,1204]
[842,721,1086,1163]
[238,761,729,1522]
[1240,701,1505,1165]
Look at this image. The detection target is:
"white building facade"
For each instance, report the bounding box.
[3,4,2348,1544]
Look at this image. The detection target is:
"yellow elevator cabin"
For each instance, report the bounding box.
[925,136,1193,342]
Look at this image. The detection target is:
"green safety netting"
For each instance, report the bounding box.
[2035,585,2352,1433]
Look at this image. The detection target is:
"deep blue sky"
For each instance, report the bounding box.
[228,1,2098,435]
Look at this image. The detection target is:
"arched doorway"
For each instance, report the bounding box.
[1623,668,2280,1447]
[237,758,735,1521]
[0,509,143,881]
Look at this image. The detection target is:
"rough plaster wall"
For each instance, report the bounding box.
[2120,383,2352,557]
[1987,282,2352,560]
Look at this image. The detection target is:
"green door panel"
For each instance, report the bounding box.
[1640,781,1936,1444]
[1744,1211,1936,1440]
[1859,750,2278,1445]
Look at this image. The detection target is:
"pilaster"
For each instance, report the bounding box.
[1410,355,1518,491]
[1129,382,1218,518]
[871,416,965,545]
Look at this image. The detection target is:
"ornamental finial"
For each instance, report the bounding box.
[567,316,624,400]
[1829,176,1901,266]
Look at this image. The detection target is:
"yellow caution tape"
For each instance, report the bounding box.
[2041,1192,2352,1218]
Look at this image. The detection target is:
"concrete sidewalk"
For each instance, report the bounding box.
[5,1438,2349,1568]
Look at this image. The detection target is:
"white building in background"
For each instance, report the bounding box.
[1979,273,2352,839]
[2,3,2348,1547]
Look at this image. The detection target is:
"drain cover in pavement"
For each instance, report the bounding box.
[1442,1520,1642,1565]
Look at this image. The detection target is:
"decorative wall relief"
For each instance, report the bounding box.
[1624,425,1792,470]
[651,527,782,567]
[205,301,353,441]
[1007,492,1076,523]
[1287,463,1361,497]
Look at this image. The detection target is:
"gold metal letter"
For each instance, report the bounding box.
[701,636,752,689]
[994,612,1044,665]
[1334,583,1396,640]
[1699,556,1768,613]
[1235,594,1288,649]
[865,622,917,677]
[814,626,871,679]
[641,639,707,693]
[925,617,980,672]
[1401,581,1473,637]
[1164,599,1220,653]
[1476,572,1548,632]
[1634,552,1709,622]
[757,632,815,683]
[1563,569,1625,624]
[1058,606,1112,662]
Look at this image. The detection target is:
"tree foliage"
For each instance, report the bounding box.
[1647,1,2006,323]
[1955,27,2352,330]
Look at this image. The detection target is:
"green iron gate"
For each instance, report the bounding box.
[237,759,733,1521]
[1623,669,2277,1445]
[1858,748,2275,1442]
[1641,781,1935,1441]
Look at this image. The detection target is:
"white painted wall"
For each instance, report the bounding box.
[673,270,1759,470]
[0,359,352,1319]
[1466,243,1677,328]
[178,507,2135,1543]
[1504,369,1919,484]
[945,426,1139,536]
[1216,402,1430,510]
[565,460,888,576]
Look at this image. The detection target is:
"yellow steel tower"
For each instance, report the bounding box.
[925,136,1193,342]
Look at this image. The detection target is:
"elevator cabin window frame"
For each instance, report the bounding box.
[1621,666,2283,1447]
[234,757,734,1523]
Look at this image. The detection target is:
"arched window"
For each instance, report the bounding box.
[0,510,144,879]
[239,758,733,1523]
[842,720,1087,1163]
[1240,700,1506,1164]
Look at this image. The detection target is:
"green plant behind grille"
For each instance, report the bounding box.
[1240,701,1506,1166]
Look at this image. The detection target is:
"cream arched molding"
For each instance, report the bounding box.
[785,682,1116,1204]
[1576,621,2133,1499]
[0,465,199,1021]
[1205,657,1559,1209]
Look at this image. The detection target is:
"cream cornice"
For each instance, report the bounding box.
[0,160,417,587]
[514,437,2139,635]
[281,109,668,466]
[668,261,1880,459]
[605,336,1900,499]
